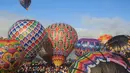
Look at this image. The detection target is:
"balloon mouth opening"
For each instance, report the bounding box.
[52,55,65,67]
[26,8,28,10]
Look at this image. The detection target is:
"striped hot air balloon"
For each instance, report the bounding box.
[69,51,130,73]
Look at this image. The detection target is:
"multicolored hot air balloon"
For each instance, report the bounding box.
[75,38,101,57]
[19,0,31,10]
[0,38,25,73]
[8,19,47,61]
[46,23,78,67]
[69,51,130,73]
[98,34,112,44]
[104,35,130,58]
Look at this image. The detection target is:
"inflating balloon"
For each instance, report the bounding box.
[98,34,112,44]
[0,38,25,73]
[46,23,78,66]
[8,19,47,61]
[19,0,31,10]
[104,35,130,57]
[38,47,52,64]
[39,53,52,64]
[39,37,53,64]
[69,51,130,73]
[75,38,101,57]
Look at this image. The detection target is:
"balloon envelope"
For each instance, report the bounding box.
[75,38,101,57]
[69,51,130,73]
[104,35,130,57]
[0,38,25,73]
[8,19,47,61]
[41,37,53,56]
[38,47,52,64]
[39,53,52,64]
[46,23,78,66]
[19,0,31,10]
[98,34,112,44]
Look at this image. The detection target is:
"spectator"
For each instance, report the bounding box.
[17,60,72,73]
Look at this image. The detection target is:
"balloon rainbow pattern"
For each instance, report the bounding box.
[8,19,47,61]
[69,52,130,73]
[0,38,25,73]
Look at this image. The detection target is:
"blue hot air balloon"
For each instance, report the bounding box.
[19,0,31,10]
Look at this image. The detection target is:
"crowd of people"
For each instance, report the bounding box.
[17,59,74,73]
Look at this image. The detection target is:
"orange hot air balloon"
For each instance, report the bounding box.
[98,34,112,44]
[46,23,78,67]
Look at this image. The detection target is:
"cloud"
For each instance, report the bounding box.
[1,11,130,59]
[0,11,51,37]
[76,16,130,39]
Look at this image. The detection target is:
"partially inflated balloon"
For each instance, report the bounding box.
[8,19,47,61]
[39,53,52,64]
[40,37,53,58]
[105,35,130,57]
[0,38,25,73]
[19,0,31,10]
[46,23,78,66]
[38,47,52,64]
[98,34,112,44]
[39,37,53,64]
[75,38,101,57]
[69,51,130,73]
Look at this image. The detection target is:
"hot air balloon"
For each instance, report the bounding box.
[0,38,25,73]
[69,51,130,73]
[38,37,53,64]
[75,38,101,57]
[46,23,78,67]
[104,35,130,58]
[98,34,112,44]
[8,19,47,61]
[38,47,52,64]
[19,0,31,10]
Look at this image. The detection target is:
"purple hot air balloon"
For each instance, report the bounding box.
[75,38,101,57]
[19,0,31,10]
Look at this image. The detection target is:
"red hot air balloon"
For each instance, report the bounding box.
[46,23,78,67]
